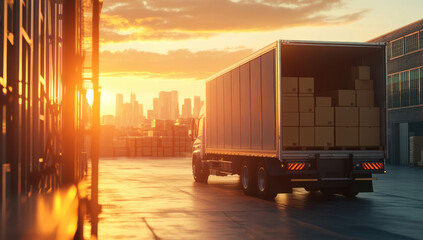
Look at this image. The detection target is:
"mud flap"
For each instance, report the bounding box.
[350,180,373,193]
[264,159,292,193]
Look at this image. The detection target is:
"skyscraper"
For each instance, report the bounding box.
[115,93,123,128]
[193,96,203,118]
[153,98,159,119]
[181,98,192,119]
[138,104,144,124]
[158,90,179,120]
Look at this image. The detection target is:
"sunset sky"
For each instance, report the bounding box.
[98,0,423,116]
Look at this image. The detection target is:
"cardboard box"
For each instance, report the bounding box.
[356,90,374,107]
[359,107,380,127]
[315,127,334,147]
[282,77,298,94]
[352,66,371,80]
[359,127,380,146]
[315,97,332,107]
[152,147,158,157]
[283,112,299,126]
[315,107,334,126]
[332,90,356,107]
[164,148,173,156]
[143,147,152,156]
[162,141,173,147]
[299,77,314,94]
[158,147,164,157]
[349,79,374,90]
[282,127,299,147]
[282,96,299,112]
[335,107,358,126]
[299,96,314,112]
[300,113,314,126]
[300,127,315,146]
[336,127,358,146]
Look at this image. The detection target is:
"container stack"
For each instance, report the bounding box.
[282,65,381,149]
[110,119,193,157]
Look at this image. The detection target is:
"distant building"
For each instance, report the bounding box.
[153,98,159,119]
[193,96,203,118]
[138,104,144,124]
[122,103,132,127]
[102,115,115,125]
[115,92,143,128]
[369,19,423,166]
[115,93,123,128]
[181,98,192,119]
[158,90,179,120]
[147,110,154,120]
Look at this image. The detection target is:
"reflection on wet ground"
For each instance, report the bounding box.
[85,157,423,240]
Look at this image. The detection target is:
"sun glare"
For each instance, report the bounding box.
[86,89,94,106]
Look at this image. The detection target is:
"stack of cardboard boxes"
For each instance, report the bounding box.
[344,66,380,147]
[282,77,315,147]
[281,66,380,148]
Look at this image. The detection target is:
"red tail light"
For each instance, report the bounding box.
[287,163,305,171]
[362,162,384,170]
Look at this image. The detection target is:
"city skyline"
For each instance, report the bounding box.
[103,91,204,125]
[98,0,423,117]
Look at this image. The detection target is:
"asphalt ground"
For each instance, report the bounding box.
[88,157,423,240]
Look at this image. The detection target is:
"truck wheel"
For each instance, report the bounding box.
[192,157,209,183]
[257,161,277,200]
[241,160,257,196]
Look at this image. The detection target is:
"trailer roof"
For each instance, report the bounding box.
[205,40,385,83]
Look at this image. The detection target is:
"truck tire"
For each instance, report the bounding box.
[240,160,257,196]
[257,160,278,200]
[192,157,209,183]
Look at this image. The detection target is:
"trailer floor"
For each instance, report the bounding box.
[87,157,423,240]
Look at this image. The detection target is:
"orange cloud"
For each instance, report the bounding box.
[100,0,366,42]
[100,48,253,79]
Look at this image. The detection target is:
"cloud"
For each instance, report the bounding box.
[100,0,366,42]
[100,48,253,80]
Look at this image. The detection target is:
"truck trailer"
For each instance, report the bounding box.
[192,40,386,199]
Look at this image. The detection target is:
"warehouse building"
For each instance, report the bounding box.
[369,19,423,166]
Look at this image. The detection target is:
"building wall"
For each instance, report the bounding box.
[370,19,423,165]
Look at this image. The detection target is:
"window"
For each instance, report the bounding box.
[392,74,400,108]
[400,71,409,107]
[391,38,404,58]
[405,33,419,53]
[410,69,419,106]
[387,75,393,108]
[386,42,391,59]
[420,31,423,49]
[421,68,423,104]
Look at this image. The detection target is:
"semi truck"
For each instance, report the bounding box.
[192,40,386,199]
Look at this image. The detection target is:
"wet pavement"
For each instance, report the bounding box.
[88,157,423,240]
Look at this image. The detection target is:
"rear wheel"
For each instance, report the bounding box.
[192,157,209,183]
[240,160,257,196]
[257,161,278,200]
